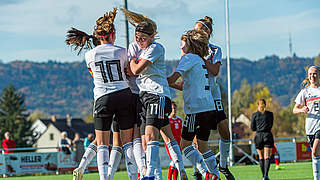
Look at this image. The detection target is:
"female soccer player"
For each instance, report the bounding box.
[293,66,320,180]
[194,16,235,180]
[66,8,135,180]
[122,8,187,180]
[167,30,220,180]
[251,99,274,180]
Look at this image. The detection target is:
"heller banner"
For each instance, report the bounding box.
[3,152,57,174]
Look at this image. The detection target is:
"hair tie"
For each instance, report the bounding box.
[96,31,114,38]
[310,65,320,70]
[197,21,210,31]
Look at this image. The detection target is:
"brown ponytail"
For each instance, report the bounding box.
[66,8,117,55]
[65,28,96,55]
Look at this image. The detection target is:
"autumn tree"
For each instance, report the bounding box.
[27,109,49,122]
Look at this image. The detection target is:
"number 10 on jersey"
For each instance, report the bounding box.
[95,59,123,83]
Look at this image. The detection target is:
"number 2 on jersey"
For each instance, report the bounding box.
[315,102,319,112]
[95,59,123,83]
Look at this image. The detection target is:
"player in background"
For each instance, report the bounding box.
[165,102,183,180]
[194,16,235,180]
[122,8,188,180]
[293,66,320,180]
[167,30,220,180]
[251,99,274,180]
[66,8,135,180]
[270,144,281,170]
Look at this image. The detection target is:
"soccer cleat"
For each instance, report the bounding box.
[73,167,83,180]
[219,165,235,180]
[205,172,220,180]
[193,171,202,180]
[263,176,270,180]
[179,170,188,180]
[275,165,279,170]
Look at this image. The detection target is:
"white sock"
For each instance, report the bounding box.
[219,138,230,168]
[108,146,122,179]
[154,151,163,180]
[166,140,185,172]
[78,143,97,172]
[202,150,220,179]
[146,141,159,177]
[133,138,146,173]
[123,142,138,180]
[183,145,207,177]
[97,145,109,180]
[169,161,175,168]
[313,156,320,180]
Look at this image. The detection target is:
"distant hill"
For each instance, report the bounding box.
[1,55,315,118]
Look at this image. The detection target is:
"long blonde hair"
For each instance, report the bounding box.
[66,8,117,55]
[181,30,209,58]
[121,8,157,36]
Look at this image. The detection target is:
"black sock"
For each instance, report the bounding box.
[264,158,271,177]
[259,159,265,176]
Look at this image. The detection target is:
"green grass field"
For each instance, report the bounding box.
[3,162,313,180]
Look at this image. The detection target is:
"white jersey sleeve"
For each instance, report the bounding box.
[295,89,306,106]
[127,42,142,94]
[175,54,198,75]
[175,53,215,114]
[136,42,170,98]
[139,43,163,63]
[295,87,320,135]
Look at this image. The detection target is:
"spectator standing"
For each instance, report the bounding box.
[84,133,94,150]
[2,132,16,154]
[59,131,71,154]
[72,133,84,164]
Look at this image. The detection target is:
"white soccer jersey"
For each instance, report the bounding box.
[127,42,142,94]
[175,53,216,114]
[85,44,129,101]
[136,42,171,98]
[205,43,222,100]
[295,86,320,135]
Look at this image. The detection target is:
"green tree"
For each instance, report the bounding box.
[0,85,34,147]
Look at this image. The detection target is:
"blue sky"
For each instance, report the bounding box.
[0,0,319,62]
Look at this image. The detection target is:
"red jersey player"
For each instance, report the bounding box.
[2,132,16,154]
[165,102,182,180]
